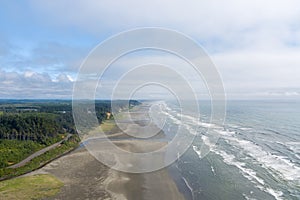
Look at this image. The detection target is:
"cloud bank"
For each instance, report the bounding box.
[0,0,300,99]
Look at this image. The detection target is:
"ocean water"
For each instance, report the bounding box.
[156,100,300,200]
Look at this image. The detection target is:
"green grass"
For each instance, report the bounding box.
[100,120,116,132]
[0,135,80,179]
[0,140,45,168]
[0,134,67,169]
[113,112,125,120]
[0,174,63,200]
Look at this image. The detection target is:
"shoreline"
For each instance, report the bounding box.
[101,139,186,200]
[32,143,186,200]
[18,103,189,199]
[168,163,194,200]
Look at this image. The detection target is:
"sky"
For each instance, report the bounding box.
[0,0,300,99]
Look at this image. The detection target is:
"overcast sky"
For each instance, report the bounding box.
[0,0,300,99]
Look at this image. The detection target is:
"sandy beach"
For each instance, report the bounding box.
[32,142,185,200]
[26,104,186,200]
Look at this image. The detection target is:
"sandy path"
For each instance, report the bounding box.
[8,134,72,169]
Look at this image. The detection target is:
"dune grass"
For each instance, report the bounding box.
[100,120,116,132]
[0,174,63,200]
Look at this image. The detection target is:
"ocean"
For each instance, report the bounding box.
[157,100,300,200]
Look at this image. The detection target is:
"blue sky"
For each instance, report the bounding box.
[0,0,300,99]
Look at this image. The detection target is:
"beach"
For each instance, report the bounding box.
[21,100,300,200]
[33,145,184,200]
[26,103,186,200]
[29,141,185,200]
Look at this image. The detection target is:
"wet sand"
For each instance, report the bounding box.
[28,103,185,200]
[30,142,185,200]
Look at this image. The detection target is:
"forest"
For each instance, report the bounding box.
[0,99,140,175]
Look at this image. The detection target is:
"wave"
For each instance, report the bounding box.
[226,137,300,182]
[242,193,256,200]
[210,165,216,176]
[182,176,195,200]
[196,144,287,200]
[161,101,300,199]
[214,149,265,185]
[286,142,300,154]
[164,105,300,182]
[240,127,253,131]
[193,144,284,200]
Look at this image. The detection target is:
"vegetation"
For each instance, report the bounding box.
[0,140,45,168]
[100,121,116,132]
[0,174,63,200]
[0,112,74,170]
[0,113,67,144]
[0,100,140,179]
[0,135,80,179]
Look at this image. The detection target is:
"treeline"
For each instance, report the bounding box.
[0,100,140,144]
[0,113,66,145]
[0,100,139,177]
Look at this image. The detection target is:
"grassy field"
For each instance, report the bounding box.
[0,174,63,200]
[0,135,80,179]
[100,120,116,132]
[0,140,45,168]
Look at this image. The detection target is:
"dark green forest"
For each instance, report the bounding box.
[0,99,139,175]
[0,113,67,144]
[0,100,140,143]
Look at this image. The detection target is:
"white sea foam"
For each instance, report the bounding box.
[198,121,218,128]
[163,109,222,140]
[164,102,296,199]
[167,108,300,182]
[176,112,197,121]
[201,135,212,146]
[211,165,216,176]
[191,128,292,200]
[229,124,240,128]
[216,129,235,136]
[243,189,283,200]
[265,187,284,200]
[192,133,285,200]
[256,185,284,200]
[162,110,181,125]
[193,136,266,186]
[196,143,284,199]
[175,112,220,129]
[182,176,195,200]
[227,137,300,182]
[242,193,257,200]
[192,145,215,176]
[193,145,201,157]
[286,142,300,154]
[214,149,285,200]
[214,149,265,185]
[240,127,253,131]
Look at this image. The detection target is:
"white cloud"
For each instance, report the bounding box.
[0,70,73,98]
[210,49,300,99]
[1,0,299,99]
[55,73,74,83]
[29,0,300,41]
